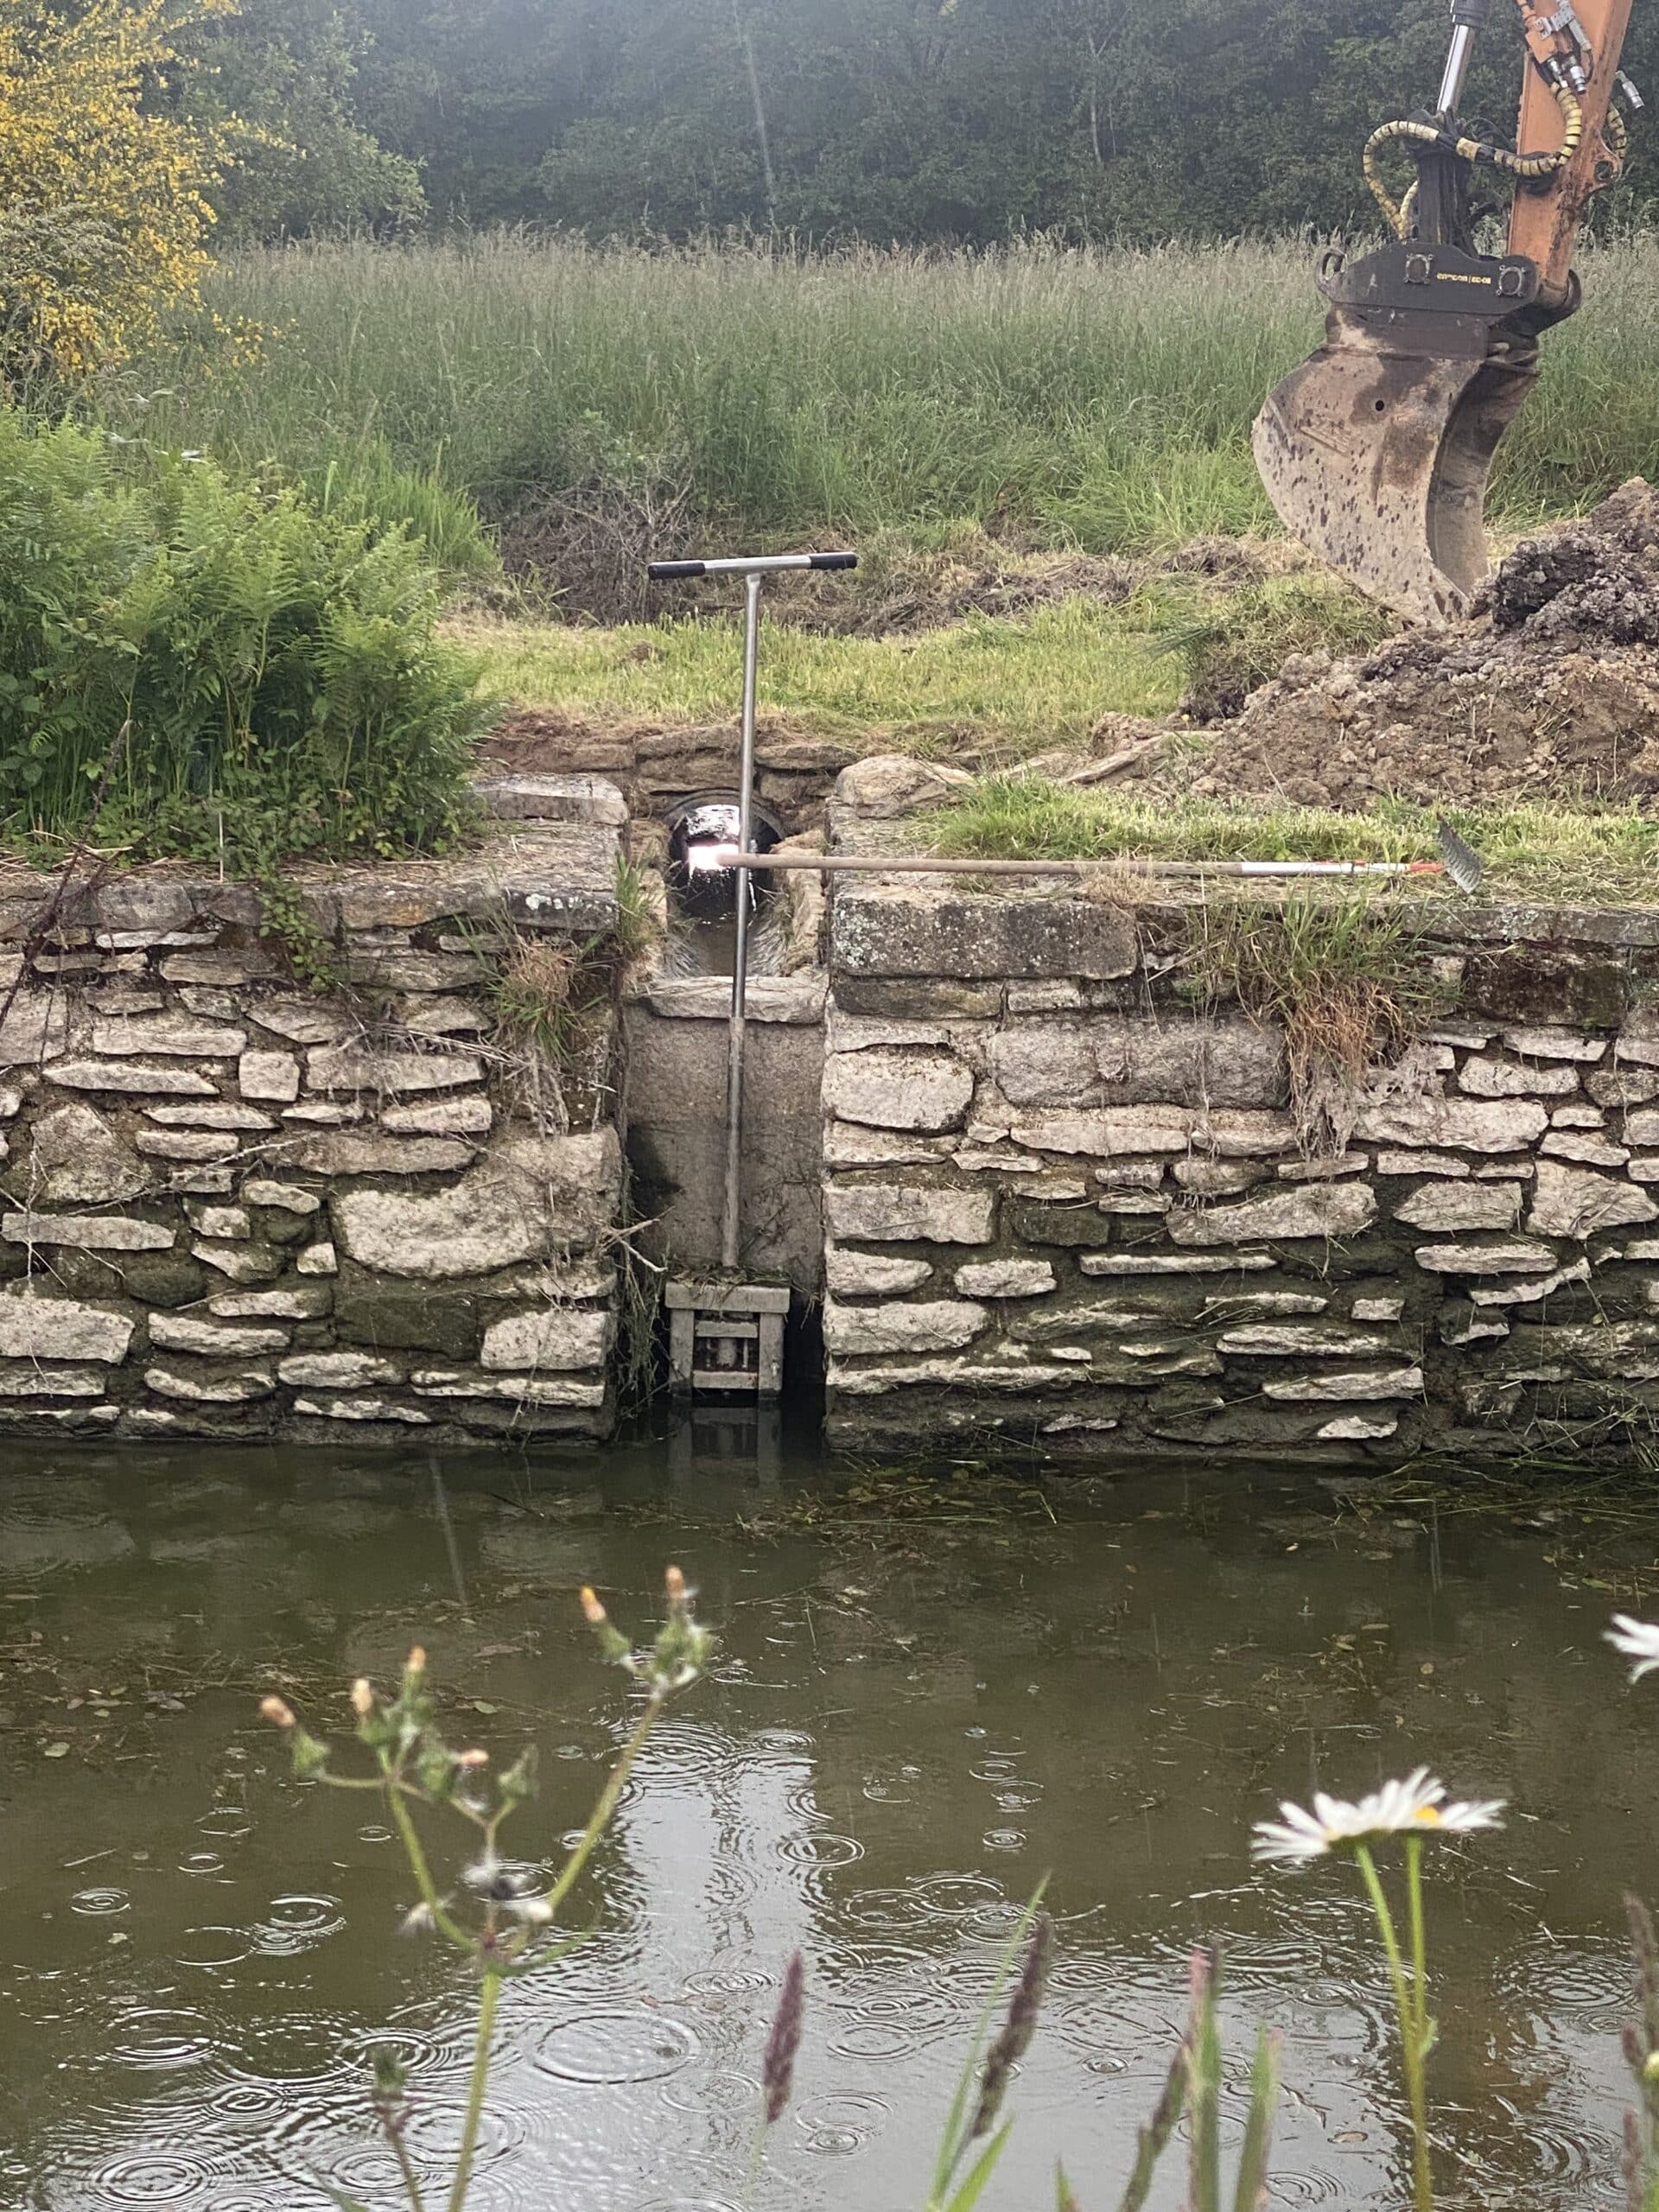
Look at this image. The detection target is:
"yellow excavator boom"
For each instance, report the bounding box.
[1253,0,1637,625]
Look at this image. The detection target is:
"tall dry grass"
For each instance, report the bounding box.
[97,231,1659,563]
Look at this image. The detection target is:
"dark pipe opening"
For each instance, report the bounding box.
[665,788,784,918]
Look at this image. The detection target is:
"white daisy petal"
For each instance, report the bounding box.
[1608,1616,1659,1682]
[1253,1770,1505,1868]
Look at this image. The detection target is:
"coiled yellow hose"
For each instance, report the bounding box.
[1362,79,1583,237]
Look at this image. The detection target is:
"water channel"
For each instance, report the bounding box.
[1,1437,1654,2210]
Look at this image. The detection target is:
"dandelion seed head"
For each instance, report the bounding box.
[259,1694,295,1730]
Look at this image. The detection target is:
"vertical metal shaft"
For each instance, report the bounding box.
[1436,20,1477,114]
[721,570,763,1274]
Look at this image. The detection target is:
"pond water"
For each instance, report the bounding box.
[1,1435,1655,2211]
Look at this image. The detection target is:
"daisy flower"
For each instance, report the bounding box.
[1252,1767,1505,1866]
[1607,1616,1659,1682]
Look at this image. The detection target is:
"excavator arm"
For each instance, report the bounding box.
[1252,0,1637,625]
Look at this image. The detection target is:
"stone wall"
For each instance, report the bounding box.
[0,787,626,1443]
[820,861,1659,1461]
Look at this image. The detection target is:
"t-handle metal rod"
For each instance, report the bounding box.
[722,569,764,1273]
[646,549,857,1276]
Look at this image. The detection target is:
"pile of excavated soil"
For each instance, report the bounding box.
[1169,480,1659,811]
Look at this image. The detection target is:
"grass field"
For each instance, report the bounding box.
[459,594,1183,752]
[98,232,1659,600]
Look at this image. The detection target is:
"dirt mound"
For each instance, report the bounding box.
[1179,481,1659,811]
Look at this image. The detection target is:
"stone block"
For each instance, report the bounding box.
[158,949,283,986]
[1375,1150,1470,1177]
[145,1363,275,1402]
[296,1241,339,1275]
[0,992,70,1065]
[824,1122,951,1169]
[823,1249,933,1296]
[149,1312,290,1356]
[1529,1160,1658,1238]
[1540,1132,1630,1166]
[248,1000,354,1046]
[1216,1324,1396,1357]
[988,1016,1286,1110]
[382,1096,493,1138]
[186,1203,251,1239]
[1392,1183,1522,1232]
[1591,1068,1659,1107]
[293,1395,432,1426]
[1457,1055,1581,1099]
[278,1351,404,1388]
[1551,1104,1606,1128]
[8,1103,147,1204]
[823,1047,975,1133]
[1413,1239,1560,1274]
[239,1050,301,1103]
[831,885,1137,982]
[0,1364,107,1398]
[0,1289,133,1362]
[242,1180,321,1215]
[308,1045,485,1096]
[44,1058,217,1098]
[1468,1258,1592,1307]
[191,1239,284,1282]
[1317,1414,1400,1440]
[1353,1296,1405,1323]
[1502,1027,1606,1062]
[92,1014,246,1058]
[209,1286,333,1320]
[826,1355,1086,1396]
[480,1308,613,1371]
[1080,1250,1275,1275]
[1165,1182,1376,1246]
[1262,1366,1423,1402]
[830,978,1005,1020]
[1355,1096,1548,1153]
[289,1133,475,1177]
[410,1370,607,1408]
[330,1129,620,1280]
[146,1103,275,1131]
[1463,948,1626,1027]
[823,1182,995,1246]
[134,1130,240,1162]
[3,1211,173,1252]
[953,1260,1057,1298]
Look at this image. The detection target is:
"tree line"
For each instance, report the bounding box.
[179,0,1659,246]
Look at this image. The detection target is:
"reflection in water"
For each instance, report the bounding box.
[0,1436,1649,2209]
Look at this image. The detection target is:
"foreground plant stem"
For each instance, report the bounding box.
[408,1690,666,2212]
[1355,1842,1433,2212]
[448,1967,502,2212]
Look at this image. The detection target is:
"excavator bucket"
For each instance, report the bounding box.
[1253,296,1540,626]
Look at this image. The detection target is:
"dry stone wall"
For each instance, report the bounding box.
[821,870,1659,1461]
[0,793,626,1443]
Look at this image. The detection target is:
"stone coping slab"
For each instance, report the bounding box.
[0,818,623,944]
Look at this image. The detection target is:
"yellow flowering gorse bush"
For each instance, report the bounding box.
[0,0,235,376]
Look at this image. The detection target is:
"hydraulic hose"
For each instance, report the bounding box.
[1362,78,1583,234]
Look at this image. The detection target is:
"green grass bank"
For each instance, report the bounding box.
[99,232,1659,594]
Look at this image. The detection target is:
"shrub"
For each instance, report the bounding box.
[0,0,233,381]
[0,414,491,866]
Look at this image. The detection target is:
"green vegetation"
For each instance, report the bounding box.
[162,0,1659,245]
[1154,571,1395,719]
[1184,895,1450,1132]
[931,776,1659,903]
[0,416,489,867]
[454,596,1179,750]
[98,234,1659,609]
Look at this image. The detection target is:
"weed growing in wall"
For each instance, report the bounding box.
[1180,893,1454,1143]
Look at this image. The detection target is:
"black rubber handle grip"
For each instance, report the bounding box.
[647,559,707,579]
[810,552,858,570]
[1450,0,1491,26]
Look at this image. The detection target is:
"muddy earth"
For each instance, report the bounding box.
[1173,480,1659,811]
